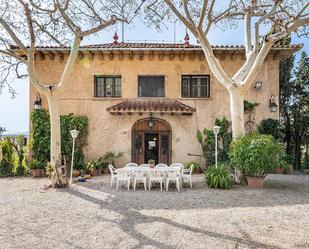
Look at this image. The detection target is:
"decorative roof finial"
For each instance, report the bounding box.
[184,32,190,47]
[113,32,119,45]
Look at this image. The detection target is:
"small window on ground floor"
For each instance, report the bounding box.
[94,76,121,97]
[181,75,210,98]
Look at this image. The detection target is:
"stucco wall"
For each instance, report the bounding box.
[30,50,280,166]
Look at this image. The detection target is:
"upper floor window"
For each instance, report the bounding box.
[181,75,210,98]
[138,76,165,97]
[95,76,121,97]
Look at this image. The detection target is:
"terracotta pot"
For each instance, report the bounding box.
[90,169,98,177]
[32,169,42,178]
[72,170,81,177]
[192,168,201,174]
[246,177,264,188]
[276,166,284,174]
[103,167,110,174]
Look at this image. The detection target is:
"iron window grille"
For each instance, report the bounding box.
[181,75,210,98]
[94,76,121,97]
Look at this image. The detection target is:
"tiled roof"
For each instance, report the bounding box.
[106,98,196,115]
[21,42,302,51]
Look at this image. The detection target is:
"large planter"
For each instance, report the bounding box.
[72,170,81,177]
[32,169,42,178]
[246,177,264,188]
[90,169,98,177]
[275,166,284,174]
[103,167,109,174]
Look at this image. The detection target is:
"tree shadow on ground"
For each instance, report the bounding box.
[63,187,284,249]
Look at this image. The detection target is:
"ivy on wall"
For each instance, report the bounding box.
[31,110,88,169]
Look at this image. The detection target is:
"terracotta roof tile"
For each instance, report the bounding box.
[106,98,196,115]
[12,42,301,50]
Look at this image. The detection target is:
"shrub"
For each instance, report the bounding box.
[197,117,232,166]
[257,118,281,140]
[205,164,232,189]
[31,110,88,168]
[186,161,200,170]
[0,140,14,176]
[230,133,282,178]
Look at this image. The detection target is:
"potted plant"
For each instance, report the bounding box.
[101,151,123,170]
[29,159,43,177]
[205,163,232,189]
[186,161,201,174]
[148,159,155,168]
[230,133,282,188]
[86,161,98,176]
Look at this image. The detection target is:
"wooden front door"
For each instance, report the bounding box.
[132,118,171,165]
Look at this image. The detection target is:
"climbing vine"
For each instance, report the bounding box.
[31,110,88,169]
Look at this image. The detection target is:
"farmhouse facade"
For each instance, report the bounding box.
[29,39,300,166]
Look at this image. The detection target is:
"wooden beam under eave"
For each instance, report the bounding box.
[48,51,55,60]
[78,51,84,60]
[169,52,175,60]
[119,51,124,60]
[178,52,185,61]
[189,52,196,61]
[88,51,94,60]
[108,51,114,60]
[98,51,104,60]
[199,53,204,61]
[138,112,143,116]
[58,52,64,61]
[138,52,144,60]
[129,51,134,60]
[148,51,154,60]
[159,53,164,61]
[38,51,45,60]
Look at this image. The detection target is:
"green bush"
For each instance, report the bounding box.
[0,140,14,176]
[186,161,200,170]
[205,164,232,189]
[257,118,281,140]
[31,110,88,169]
[230,133,282,178]
[197,117,232,166]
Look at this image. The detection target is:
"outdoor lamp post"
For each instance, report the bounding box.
[213,125,220,168]
[69,129,79,184]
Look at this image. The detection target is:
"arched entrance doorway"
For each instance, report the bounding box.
[132,118,172,165]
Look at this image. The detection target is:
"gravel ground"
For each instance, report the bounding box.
[1,174,309,249]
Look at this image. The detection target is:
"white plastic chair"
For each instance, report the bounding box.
[125,163,138,168]
[148,170,164,191]
[116,170,131,190]
[155,163,168,170]
[170,163,184,189]
[166,169,180,191]
[108,164,117,187]
[139,164,149,168]
[133,170,147,191]
[182,166,193,188]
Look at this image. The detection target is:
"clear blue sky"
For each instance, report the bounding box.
[0,20,308,134]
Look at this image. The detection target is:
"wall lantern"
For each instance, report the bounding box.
[269,94,278,113]
[254,81,263,90]
[34,93,42,110]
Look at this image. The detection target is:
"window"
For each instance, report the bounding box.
[94,76,121,97]
[181,75,210,98]
[138,76,165,97]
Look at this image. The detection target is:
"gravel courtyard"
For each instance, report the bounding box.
[1,174,309,249]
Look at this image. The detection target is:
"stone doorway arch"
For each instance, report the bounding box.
[132,118,172,165]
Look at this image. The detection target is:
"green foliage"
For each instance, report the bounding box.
[0,139,14,176]
[205,164,232,189]
[86,159,106,172]
[186,161,200,170]
[29,159,43,170]
[257,118,281,140]
[45,162,52,177]
[100,151,123,166]
[244,100,259,112]
[230,133,283,177]
[197,117,232,166]
[31,110,88,170]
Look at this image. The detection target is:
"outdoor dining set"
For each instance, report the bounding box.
[108,163,193,191]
